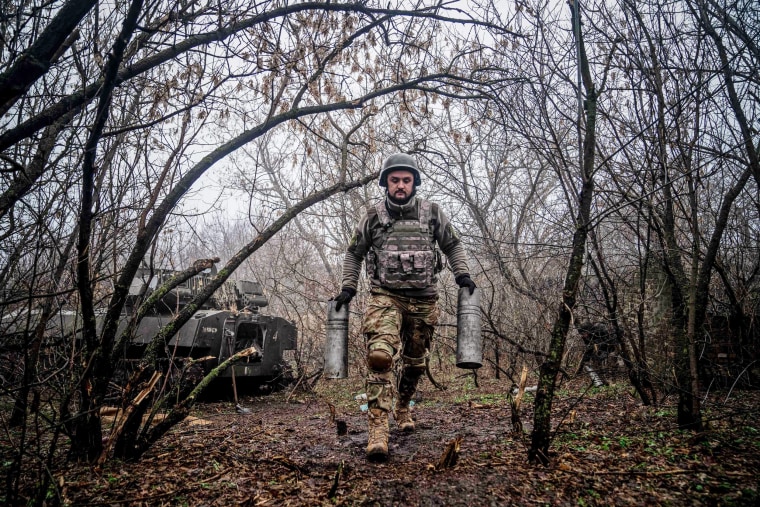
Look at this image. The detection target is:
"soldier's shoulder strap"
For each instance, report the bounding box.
[374,200,393,229]
[418,199,432,234]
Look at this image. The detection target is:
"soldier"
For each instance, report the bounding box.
[332,153,476,461]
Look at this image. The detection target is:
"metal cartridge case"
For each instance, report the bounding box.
[456,287,482,369]
[324,300,349,378]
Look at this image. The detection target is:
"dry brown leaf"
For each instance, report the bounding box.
[185,416,212,426]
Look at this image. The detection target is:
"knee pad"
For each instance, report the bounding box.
[367,342,394,372]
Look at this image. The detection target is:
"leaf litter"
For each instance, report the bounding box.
[51,376,760,506]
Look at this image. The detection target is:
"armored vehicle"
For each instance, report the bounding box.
[121,267,298,392]
[0,268,297,396]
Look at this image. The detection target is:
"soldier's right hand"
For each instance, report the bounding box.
[332,287,356,311]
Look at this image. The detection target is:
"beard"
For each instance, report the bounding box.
[387,186,416,205]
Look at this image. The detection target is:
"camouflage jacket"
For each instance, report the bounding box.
[341,196,470,297]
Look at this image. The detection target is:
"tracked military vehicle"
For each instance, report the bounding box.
[121,267,298,393]
[0,267,297,397]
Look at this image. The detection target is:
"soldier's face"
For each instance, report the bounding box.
[386,170,415,201]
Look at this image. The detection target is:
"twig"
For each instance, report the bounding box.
[327,460,344,498]
[724,361,755,403]
[425,356,447,391]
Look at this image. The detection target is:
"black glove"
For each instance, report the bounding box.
[455,274,476,295]
[332,287,356,311]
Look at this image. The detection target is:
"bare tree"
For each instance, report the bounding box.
[527,0,600,464]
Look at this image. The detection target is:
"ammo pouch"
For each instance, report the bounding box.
[375,249,437,289]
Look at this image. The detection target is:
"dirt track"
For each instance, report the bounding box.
[48,377,760,506]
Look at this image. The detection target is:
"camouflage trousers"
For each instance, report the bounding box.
[361,289,439,412]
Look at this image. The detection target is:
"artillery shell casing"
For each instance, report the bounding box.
[324,300,349,378]
[456,287,482,369]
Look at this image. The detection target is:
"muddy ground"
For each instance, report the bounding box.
[27,375,760,505]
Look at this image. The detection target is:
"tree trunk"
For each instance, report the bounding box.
[529,0,597,465]
[69,0,145,462]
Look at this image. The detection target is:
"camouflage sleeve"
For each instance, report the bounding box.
[340,211,371,290]
[432,203,470,277]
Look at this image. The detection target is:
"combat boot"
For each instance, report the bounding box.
[394,404,415,432]
[397,360,423,433]
[366,408,389,461]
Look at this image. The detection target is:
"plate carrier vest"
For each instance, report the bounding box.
[366,199,442,289]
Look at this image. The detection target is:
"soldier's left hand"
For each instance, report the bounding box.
[455,274,476,295]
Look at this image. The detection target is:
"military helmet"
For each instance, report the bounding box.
[378,153,421,187]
